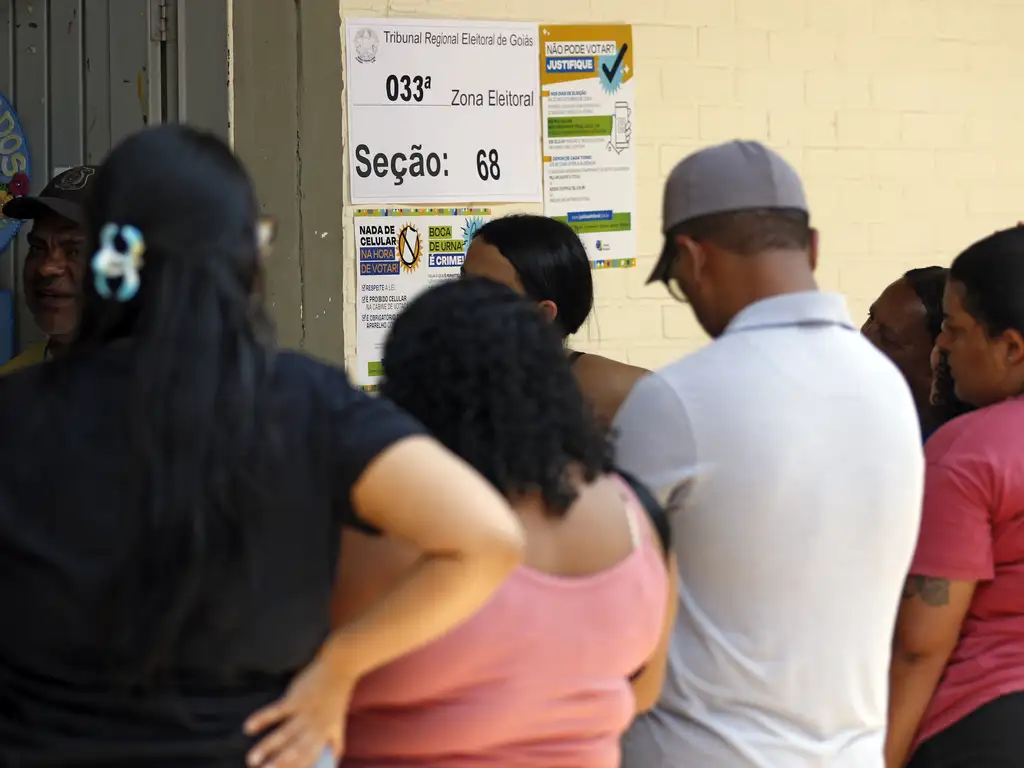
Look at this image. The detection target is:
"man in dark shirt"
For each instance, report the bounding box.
[0,166,96,373]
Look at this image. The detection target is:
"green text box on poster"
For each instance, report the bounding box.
[546,115,614,139]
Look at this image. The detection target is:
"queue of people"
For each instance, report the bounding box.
[0,124,1021,768]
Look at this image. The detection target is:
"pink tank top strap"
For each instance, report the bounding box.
[612,474,651,552]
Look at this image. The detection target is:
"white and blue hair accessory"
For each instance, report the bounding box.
[92,223,145,302]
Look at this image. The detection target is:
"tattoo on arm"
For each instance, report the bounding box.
[902,575,951,607]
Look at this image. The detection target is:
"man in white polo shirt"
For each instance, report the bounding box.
[617,140,924,767]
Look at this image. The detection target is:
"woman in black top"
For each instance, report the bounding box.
[459,216,670,554]
[460,215,648,424]
[0,125,524,768]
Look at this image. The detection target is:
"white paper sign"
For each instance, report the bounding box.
[345,18,542,205]
[353,207,492,389]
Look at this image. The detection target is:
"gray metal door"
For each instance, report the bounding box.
[0,0,227,352]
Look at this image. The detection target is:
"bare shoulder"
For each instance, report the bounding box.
[522,474,653,576]
[582,473,666,563]
[572,353,650,424]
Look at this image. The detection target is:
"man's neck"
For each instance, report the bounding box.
[742,279,819,307]
[747,252,819,299]
[725,253,819,321]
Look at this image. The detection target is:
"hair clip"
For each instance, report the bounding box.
[257,216,277,260]
[92,223,146,302]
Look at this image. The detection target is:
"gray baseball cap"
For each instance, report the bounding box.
[647,140,808,284]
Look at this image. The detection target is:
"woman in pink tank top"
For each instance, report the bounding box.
[334,278,675,767]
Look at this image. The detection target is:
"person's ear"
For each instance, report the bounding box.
[1001,327,1024,367]
[807,228,820,271]
[674,233,705,285]
[537,299,558,325]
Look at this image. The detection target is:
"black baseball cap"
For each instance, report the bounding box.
[2,165,98,226]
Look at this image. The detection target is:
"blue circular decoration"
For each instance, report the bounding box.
[461,216,485,244]
[0,93,31,254]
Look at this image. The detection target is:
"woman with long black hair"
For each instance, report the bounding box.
[0,125,524,768]
[461,214,648,424]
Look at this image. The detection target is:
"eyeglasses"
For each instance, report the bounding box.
[665,275,688,304]
[656,245,688,304]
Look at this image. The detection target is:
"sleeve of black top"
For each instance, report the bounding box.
[317,366,427,535]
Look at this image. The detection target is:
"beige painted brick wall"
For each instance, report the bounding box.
[340,0,1024,372]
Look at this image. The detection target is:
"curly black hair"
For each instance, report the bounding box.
[381,277,613,515]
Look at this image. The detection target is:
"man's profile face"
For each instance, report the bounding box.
[861,277,934,403]
[23,214,85,342]
[670,237,729,338]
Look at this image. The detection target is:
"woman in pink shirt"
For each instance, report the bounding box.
[334,278,674,768]
[887,225,1024,767]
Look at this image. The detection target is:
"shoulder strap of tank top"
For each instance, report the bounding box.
[615,469,671,559]
[623,490,642,550]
